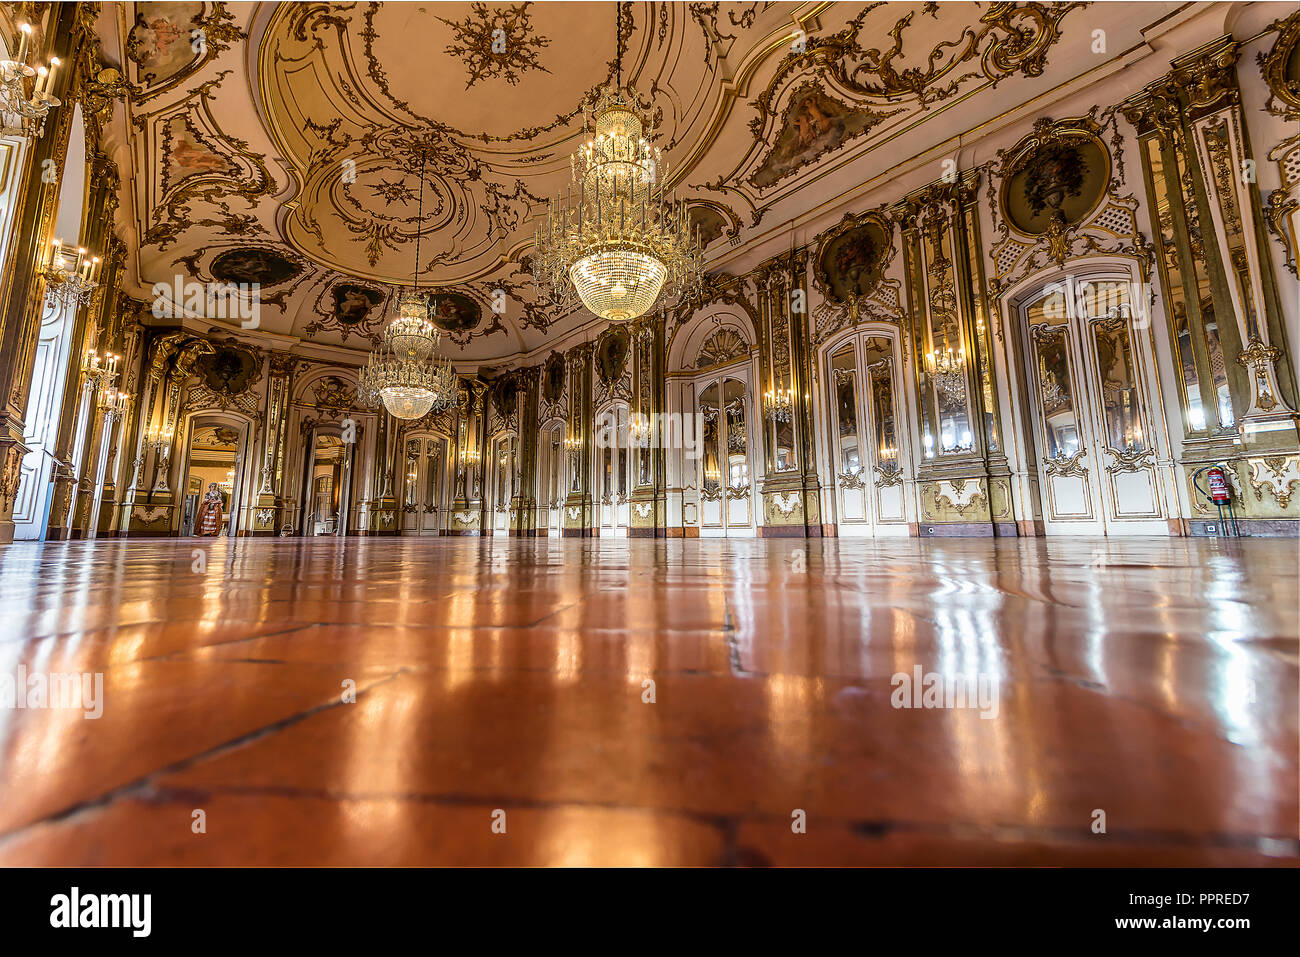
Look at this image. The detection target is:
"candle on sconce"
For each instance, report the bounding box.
[42,55,58,95]
[16,23,30,65]
[34,65,47,96]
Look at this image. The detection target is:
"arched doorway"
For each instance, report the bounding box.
[401,431,450,535]
[1011,270,1168,535]
[298,429,350,536]
[822,329,909,536]
[667,308,760,537]
[179,415,251,537]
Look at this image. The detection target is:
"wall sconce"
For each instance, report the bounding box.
[81,349,118,391]
[926,346,966,406]
[629,412,651,444]
[43,239,99,309]
[0,24,60,139]
[97,389,130,419]
[762,385,794,423]
[460,447,481,468]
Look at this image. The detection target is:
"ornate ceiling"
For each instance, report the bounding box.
[96,1,1172,365]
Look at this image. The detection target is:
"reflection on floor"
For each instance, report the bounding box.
[0,536,1294,866]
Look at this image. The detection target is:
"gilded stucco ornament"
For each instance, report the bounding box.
[811,208,903,346]
[986,110,1153,296]
[1257,8,1300,276]
[705,2,1084,225]
[126,2,246,104]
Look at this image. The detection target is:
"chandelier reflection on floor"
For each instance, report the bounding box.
[361,144,458,420]
[533,5,702,322]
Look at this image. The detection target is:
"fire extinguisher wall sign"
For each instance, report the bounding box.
[1206,466,1231,505]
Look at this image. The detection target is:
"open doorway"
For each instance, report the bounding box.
[300,432,347,536]
[181,424,241,537]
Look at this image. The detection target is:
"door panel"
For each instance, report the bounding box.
[1022,277,1164,535]
[695,374,755,537]
[403,435,446,535]
[828,333,906,537]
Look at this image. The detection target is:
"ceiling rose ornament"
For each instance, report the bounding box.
[361,144,457,421]
[533,4,702,323]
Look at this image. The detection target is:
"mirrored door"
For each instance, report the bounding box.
[698,375,755,536]
[598,406,630,536]
[826,334,905,536]
[1021,278,1164,535]
[402,434,446,535]
[491,434,516,535]
[538,423,564,534]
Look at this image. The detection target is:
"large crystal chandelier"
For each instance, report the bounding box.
[533,6,701,322]
[360,144,458,420]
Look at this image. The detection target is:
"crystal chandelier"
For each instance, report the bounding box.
[927,346,967,406]
[81,348,119,391]
[43,239,99,310]
[0,23,61,139]
[360,144,458,420]
[533,6,701,322]
[98,388,130,420]
[763,386,794,423]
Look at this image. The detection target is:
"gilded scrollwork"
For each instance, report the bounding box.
[873,464,903,488]
[1104,447,1154,474]
[1247,456,1300,509]
[694,328,749,369]
[139,71,277,250]
[811,209,904,345]
[126,2,246,104]
[987,110,1153,295]
[1043,449,1088,478]
[1257,8,1300,276]
[704,2,1084,226]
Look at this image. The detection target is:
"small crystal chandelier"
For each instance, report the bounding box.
[629,411,651,446]
[927,346,967,406]
[0,23,61,139]
[360,145,458,421]
[763,385,794,423]
[43,239,99,310]
[98,388,130,420]
[533,5,701,322]
[81,348,119,391]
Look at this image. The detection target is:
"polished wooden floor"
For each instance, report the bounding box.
[0,535,1295,866]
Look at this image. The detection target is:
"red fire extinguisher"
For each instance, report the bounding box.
[1193,464,1240,536]
[1205,466,1231,506]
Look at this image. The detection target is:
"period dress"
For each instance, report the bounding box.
[195,483,224,536]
